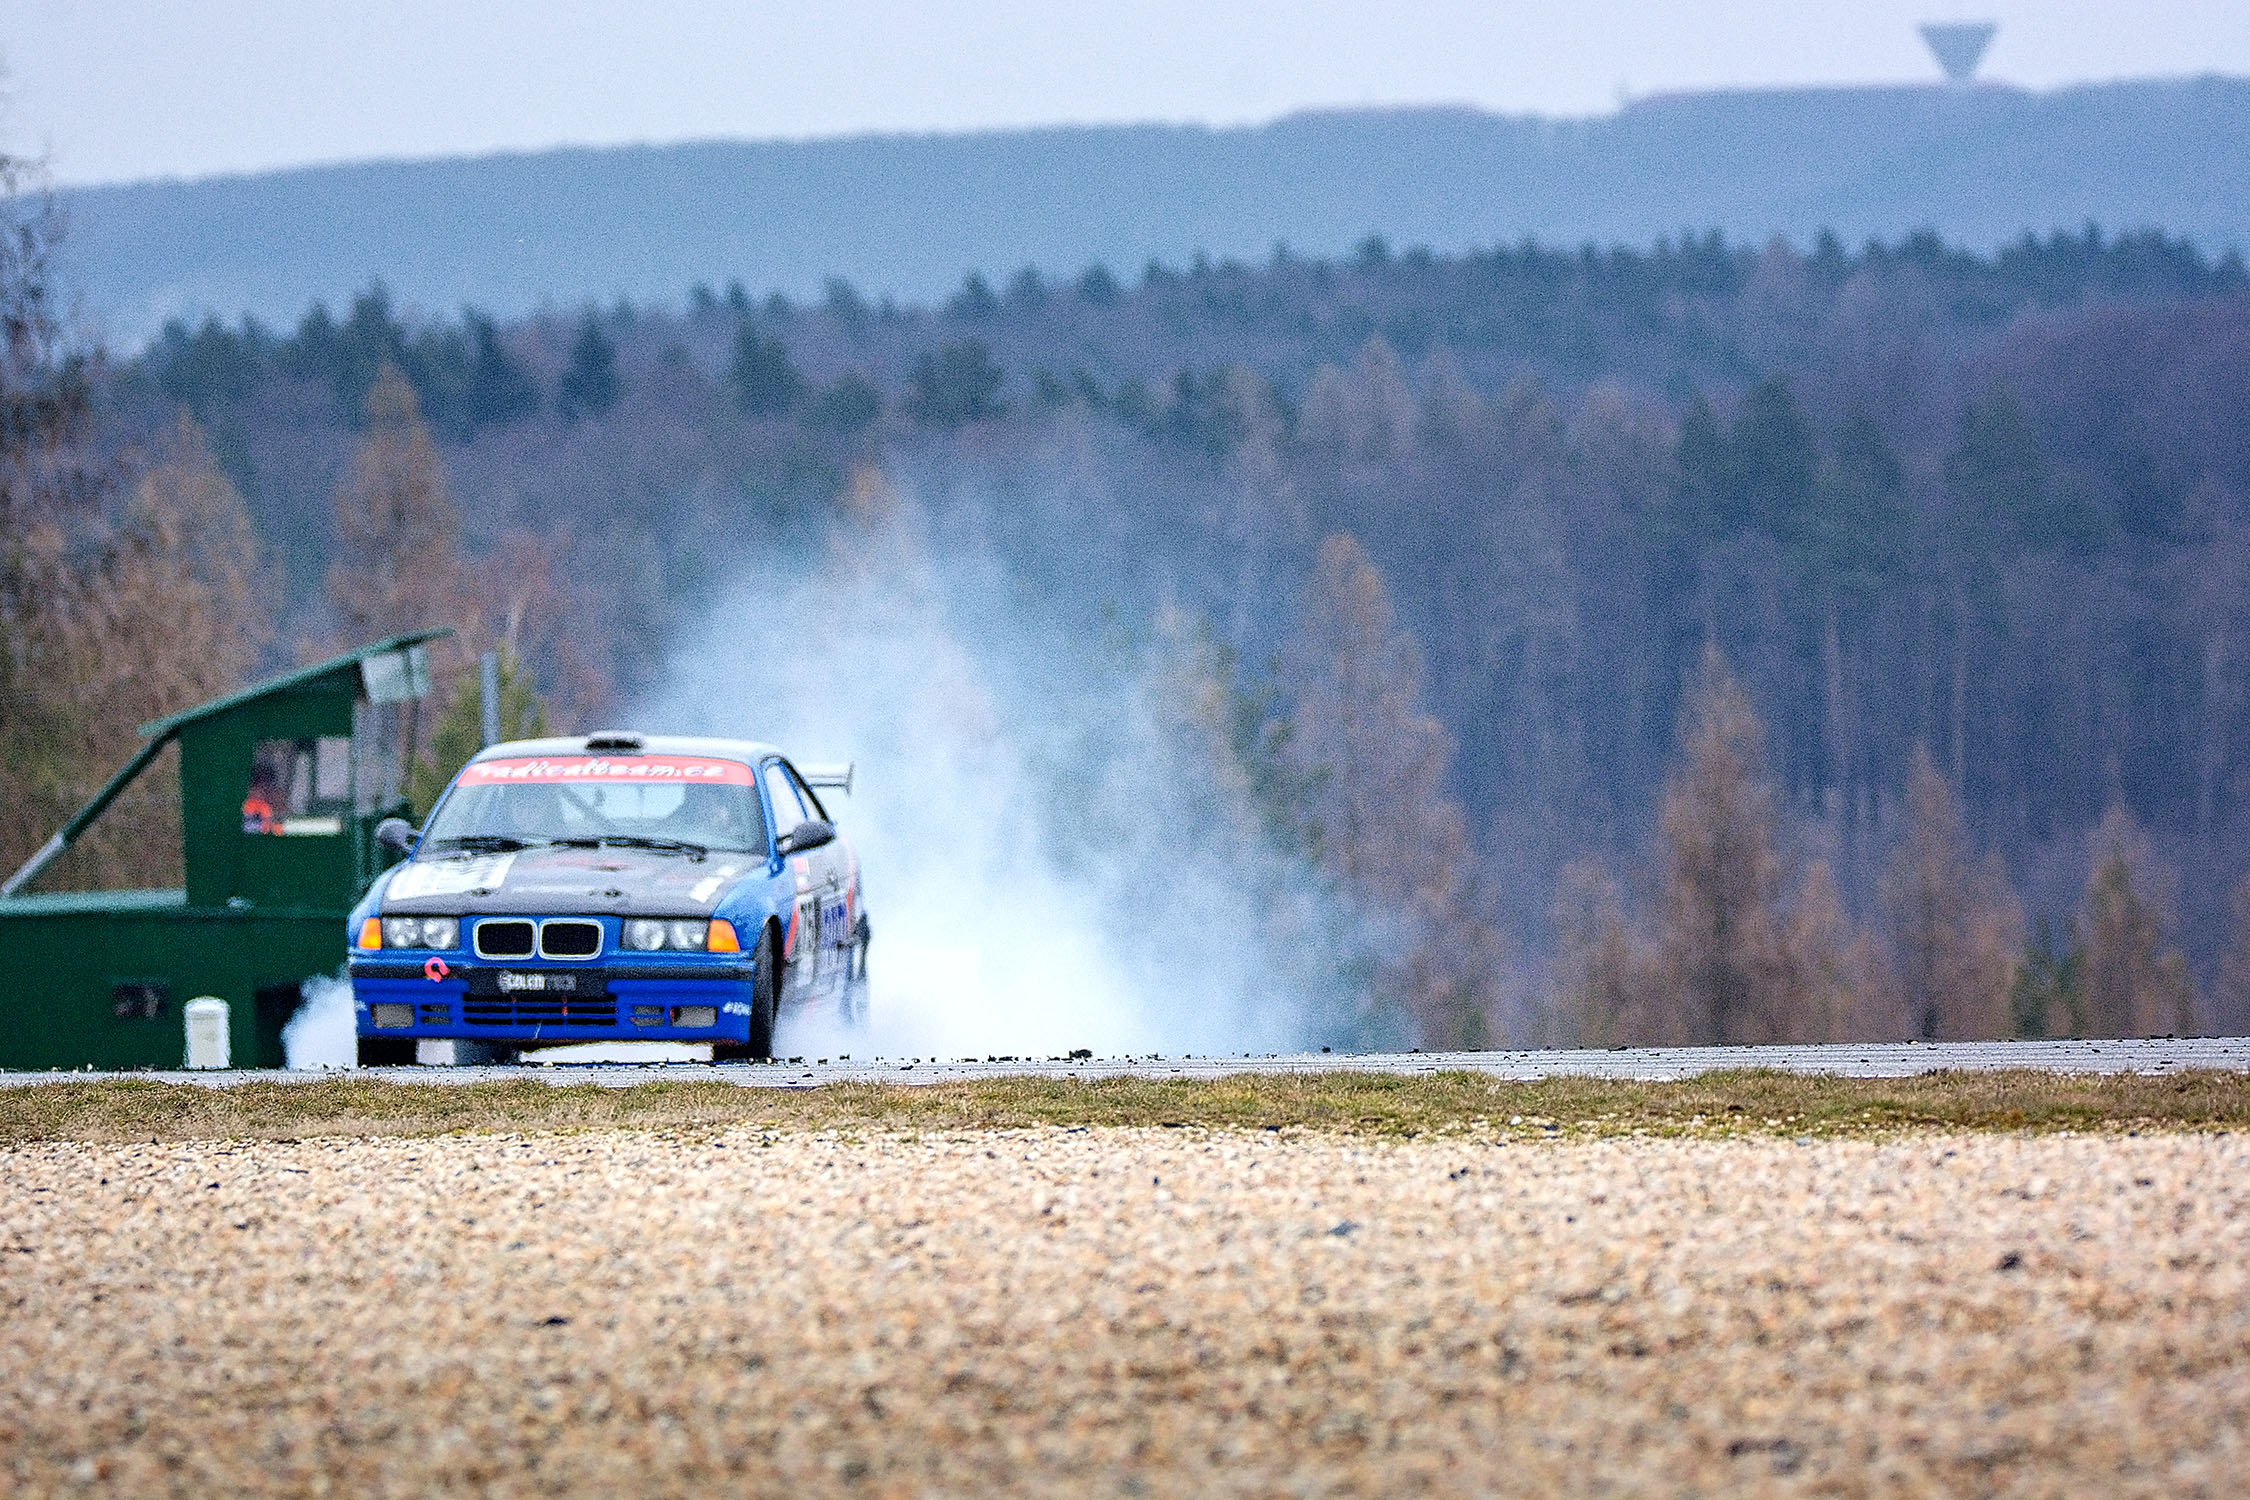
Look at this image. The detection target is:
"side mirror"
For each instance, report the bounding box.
[374,817,418,855]
[776,818,835,855]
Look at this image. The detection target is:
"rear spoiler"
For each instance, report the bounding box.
[799,762,855,795]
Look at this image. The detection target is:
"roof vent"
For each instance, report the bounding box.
[583,731,645,753]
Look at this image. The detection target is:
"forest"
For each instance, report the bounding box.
[8,146,2250,1047]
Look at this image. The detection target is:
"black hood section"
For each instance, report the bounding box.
[379,844,761,917]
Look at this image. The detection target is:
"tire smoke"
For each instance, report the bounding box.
[636,476,1376,1058]
[283,971,359,1069]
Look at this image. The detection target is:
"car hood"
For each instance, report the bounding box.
[378,844,760,917]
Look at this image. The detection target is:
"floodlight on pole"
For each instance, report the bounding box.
[1919,22,1997,84]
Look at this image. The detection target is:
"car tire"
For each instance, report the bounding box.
[745,925,780,1060]
[715,924,781,1063]
[840,916,871,1028]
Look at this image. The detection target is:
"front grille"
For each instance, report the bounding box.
[540,919,603,959]
[417,1002,450,1025]
[461,994,617,1028]
[474,919,536,959]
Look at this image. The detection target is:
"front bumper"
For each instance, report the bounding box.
[351,960,757,1044]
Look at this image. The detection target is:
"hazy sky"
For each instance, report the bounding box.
[8,0,2249,186]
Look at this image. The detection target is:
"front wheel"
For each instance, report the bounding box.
[718,925,780,1062]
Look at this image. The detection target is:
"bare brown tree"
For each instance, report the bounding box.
[48,419,272,885]
[1,404,272,888]
[1287,532,1504,1047]
[1651,647,1790,1043]
[1781,858,1889,1041]
[2214,873,2250,1035]
[1881,743,2025,1040]
[0,149,91,877]
[2081,805,2199,1037]
[325,363,470,645]
[1552,856,1644,1044]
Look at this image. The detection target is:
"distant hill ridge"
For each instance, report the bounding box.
[55,75,2250,343]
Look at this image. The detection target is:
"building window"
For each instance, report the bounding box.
[112,981,169,1020]
[246,737,353,836]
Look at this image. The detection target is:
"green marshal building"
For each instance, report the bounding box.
[0,633,443,1070]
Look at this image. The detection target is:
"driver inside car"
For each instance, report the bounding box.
[494,783,569,840]
[673,782,758,850]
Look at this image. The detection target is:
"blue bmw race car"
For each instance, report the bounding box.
[349,732,869,1064]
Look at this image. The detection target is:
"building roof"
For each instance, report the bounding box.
[137,630,451,739]
[0,887,188,916]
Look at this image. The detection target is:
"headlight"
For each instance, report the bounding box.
[626,918,723,951]
[371,1004,413,1029]
[381,916,458,949]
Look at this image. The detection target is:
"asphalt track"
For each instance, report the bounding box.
[7,1036,2249,1089]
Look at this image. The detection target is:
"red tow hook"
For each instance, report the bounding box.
[423,956,451,982]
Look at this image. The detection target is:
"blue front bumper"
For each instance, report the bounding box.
[352,959,758,1045]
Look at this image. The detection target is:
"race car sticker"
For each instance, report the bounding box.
[386,852,516,900]
[460,756,753,785]
[688,865,740,904]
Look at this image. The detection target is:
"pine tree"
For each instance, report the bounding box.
[1004,267,1047,312]
[1945,383,2103,553]
[461,313,540,433]
[819,277,869,330]
[555,315,620,423]
[1075,263,1122,307]
[946,272,1000,321]
[905,341,1006,427]
[2080,805,2199,1036]
[1729,376,1818,541]
[325,363,469,644]
[809,372,882,434]
[728,327,804,417]
[1881,744,2024,1040]
[2010,918,2085,1038]
[1672,392,1730,542]
[1803,408,1908,599]
[1652,646,1788,1043]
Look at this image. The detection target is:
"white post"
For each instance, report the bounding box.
[183,997,231,1070]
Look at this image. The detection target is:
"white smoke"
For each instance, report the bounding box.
[635,479,1374,1059]
[282,971,359,1069]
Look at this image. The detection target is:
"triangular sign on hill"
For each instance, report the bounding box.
[1920,22,1997,83]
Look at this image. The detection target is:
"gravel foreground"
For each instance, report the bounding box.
[4,1127,2248,1498]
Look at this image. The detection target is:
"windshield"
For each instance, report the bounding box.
[419,755,768,855]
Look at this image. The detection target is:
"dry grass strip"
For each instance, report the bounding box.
[1,1066,2246,1144]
